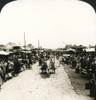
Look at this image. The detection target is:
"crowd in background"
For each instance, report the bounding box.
[0,49,53,91]
[0,51,38,90]
[56,51,96,99]
[57,52,96,79]
[0,48,96,99]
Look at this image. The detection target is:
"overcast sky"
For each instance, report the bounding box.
[0,0,96,49]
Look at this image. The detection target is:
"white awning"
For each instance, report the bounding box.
[65,48,76,52]
[85,48,95,52]
[63,54,70,57]
[0,51,9,55]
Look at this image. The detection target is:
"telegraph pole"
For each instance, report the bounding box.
[24,33,27,60]
[38,40,40,56]
[24,33,26,50]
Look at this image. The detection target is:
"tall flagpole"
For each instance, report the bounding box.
[24,33,26,50]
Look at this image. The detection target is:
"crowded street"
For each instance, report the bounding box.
[0,59,92,100]
[0,0,96,100]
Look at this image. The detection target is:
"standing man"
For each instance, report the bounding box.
[13,59,20,76]
[29,56,32,69]
[47,59,50,73]
[0,66,3,91]
[59,55,62,66]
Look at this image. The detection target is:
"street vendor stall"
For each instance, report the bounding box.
[0,50,10,60]
[0,50,9,55]
[0,51,14,79]
[85,48,96,57]
[85,48,95,53]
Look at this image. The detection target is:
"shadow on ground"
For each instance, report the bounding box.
[39,72,51,79]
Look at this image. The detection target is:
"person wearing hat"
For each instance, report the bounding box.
[13,59,20,76]
[0,66,3,91]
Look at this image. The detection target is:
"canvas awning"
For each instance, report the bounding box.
[63,54,70,57]
[65,48,76,52]
[0,51,9,55]
[21,50,31,54]
[85,48,95,52]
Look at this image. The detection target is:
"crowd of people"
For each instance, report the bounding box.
[0,49,54,91]
[0,48,96,98]
[0,50,39,91]
[56,51,96,99]
[57,52,96,79]
[38,50,56,74]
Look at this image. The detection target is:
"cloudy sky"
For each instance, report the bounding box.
[0,0,96,49]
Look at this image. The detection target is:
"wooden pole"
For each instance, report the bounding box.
[24,33,27,60]
[38,40,39,56]
[24,33,26,50]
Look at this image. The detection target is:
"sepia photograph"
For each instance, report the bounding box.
[0,0,96,100]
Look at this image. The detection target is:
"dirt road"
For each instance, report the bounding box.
[0,61,93,100]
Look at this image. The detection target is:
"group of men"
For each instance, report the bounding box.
[58,53,96,79]
[0,52,37,91]
[39,53,56,74]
